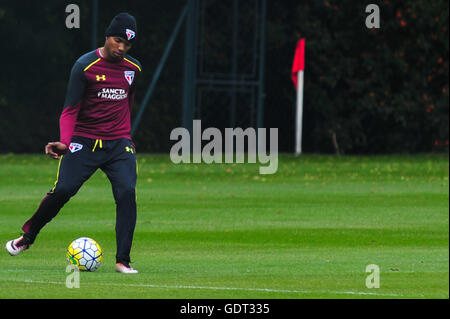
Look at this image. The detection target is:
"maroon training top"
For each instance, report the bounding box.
[59,48,142,146]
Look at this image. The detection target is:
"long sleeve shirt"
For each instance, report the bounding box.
[60,48,142,146]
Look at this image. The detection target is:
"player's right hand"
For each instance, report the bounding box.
[45,142,68,159]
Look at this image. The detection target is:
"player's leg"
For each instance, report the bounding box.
[6,137,98,255]
[101,139,138,273]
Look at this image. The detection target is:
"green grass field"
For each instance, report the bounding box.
[0,153,448,299]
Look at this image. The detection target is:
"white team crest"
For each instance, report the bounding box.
[69,143,83,153]
[124,71,135,85]
[125,29,135,41]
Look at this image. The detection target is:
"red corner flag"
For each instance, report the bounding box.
[291,38,305,88]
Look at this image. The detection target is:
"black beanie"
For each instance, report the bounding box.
[105,13,137,42]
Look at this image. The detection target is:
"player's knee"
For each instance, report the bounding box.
[114,184,136,202]
[52,183,79,198]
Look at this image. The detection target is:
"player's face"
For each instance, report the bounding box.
[104,36,132,61]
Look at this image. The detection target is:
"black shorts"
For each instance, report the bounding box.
[54,136,137,195]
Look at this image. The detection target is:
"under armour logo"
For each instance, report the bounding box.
[96,75,106,81]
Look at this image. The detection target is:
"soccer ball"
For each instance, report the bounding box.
[66,237,103,272]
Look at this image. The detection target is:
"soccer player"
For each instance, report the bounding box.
[5,13,142,274]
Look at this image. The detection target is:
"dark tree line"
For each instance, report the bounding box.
[0,0,448,153]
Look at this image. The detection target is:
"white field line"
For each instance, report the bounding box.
[0,277,418,298]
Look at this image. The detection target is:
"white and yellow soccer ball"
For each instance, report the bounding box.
[66,237,103,272]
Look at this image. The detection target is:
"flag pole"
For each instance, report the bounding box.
[292,38,305,156]
[295,69,304,156]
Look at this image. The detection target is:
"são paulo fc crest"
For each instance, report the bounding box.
[69,142,83,153]
[125,29,135,41]
[124,71,135,85]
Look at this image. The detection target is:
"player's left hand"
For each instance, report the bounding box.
[45,142,67,159]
